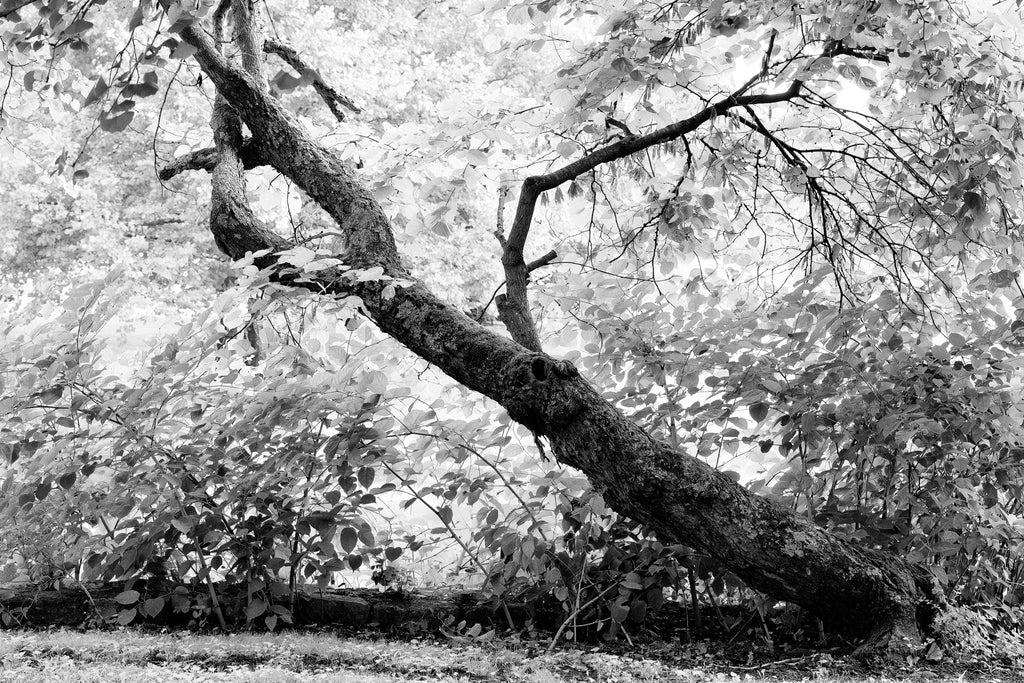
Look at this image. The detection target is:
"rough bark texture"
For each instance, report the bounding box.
[171,9,948,647]
[207,0,285,261]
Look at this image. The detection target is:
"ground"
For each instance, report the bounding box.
[0,630,1020,682]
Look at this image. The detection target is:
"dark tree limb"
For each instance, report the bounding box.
[207,0,285,261]
[181,22,399,269]
[264,37,360,122]
[175,16,951,649]
[823,39,891,63]
[159,33,357,183]
[527,250,557,272]
[493,183,552,348]
[158,137,267,180]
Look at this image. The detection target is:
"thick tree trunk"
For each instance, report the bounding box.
[174,16,948,647]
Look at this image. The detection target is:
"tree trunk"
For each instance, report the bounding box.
[173,11,949,649]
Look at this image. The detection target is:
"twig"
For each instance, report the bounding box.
[74,579,108,625]
[548,583,618,652]
[729,654,823,671]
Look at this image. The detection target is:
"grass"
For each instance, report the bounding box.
[0,629,1017,682]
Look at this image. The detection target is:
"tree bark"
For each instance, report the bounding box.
[171,11,948,648]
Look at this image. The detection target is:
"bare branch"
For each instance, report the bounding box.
[497,78,803,352]
[493,184,509,247]
[527,250,557,273]
[158,138,267,180]
[264,38,360,121]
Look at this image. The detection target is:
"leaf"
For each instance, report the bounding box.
[170,592,190,613]
[34,480,51,500]
[171,518,193,533]
[0,562,18,583]
[354,266,385,282]
[128,2,146,31]
[169,40,197,60]
[550,88,574,110]
[340,527,358,553]
[142,596,165,618]
[265,614,278,631]
[620,572,643,590]
[115,589,141,605]
[278,245,317,268]
[116,608,137,625]
[347,554,363,571]
[83,77,109,107]
[128,71,159,98]
[271,69,305,91]
[357,466,375,489]
[58,472,77,490]
[65,19,94,37]
[555,140,576,158]
[245,598,267,621]
[100,110,135,133]
[749,402,769,423]
[385,546,402,561]
[437,507,453,526]
[609,603,629,623]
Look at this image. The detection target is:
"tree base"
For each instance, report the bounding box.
[851,604,1024,667]
[851,616,924,662]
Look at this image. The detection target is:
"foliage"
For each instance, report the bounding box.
[549,261,1024,616]
[1,270,403,627]
[3,0,1024,644]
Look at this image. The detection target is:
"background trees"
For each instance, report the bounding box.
[1,0,1023,655]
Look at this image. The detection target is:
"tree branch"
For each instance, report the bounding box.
[158,138,267,180]
[264,38,360,122]
[206,0,286,261]
[823,39,891,63]
[497,78,803,352]
[527,250,557,272]
[179,22,398,269]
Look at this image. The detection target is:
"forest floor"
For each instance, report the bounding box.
[0,629,1021,683]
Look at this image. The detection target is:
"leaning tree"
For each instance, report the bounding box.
[3,0,1023,652]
